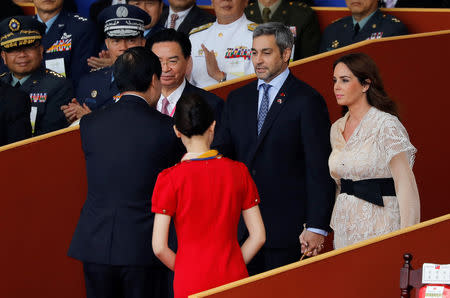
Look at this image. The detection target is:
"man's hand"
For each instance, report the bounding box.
[299,229,325,257]
[61,98,92,123]
[201,44,225,82]
[87,50,113,70]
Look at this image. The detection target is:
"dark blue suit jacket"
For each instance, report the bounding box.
[182,81,224,125]
[215,73,335,248]
[68,94,183,266]
[41,10,99,88]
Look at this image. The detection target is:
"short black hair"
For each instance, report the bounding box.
[146,29,191,59]
[113,46,162,93]
[174,93,214,138]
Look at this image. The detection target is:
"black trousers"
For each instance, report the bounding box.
[83,262,169,298]
[247,247,302,276]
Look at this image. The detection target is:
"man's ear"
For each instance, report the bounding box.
[1,51,6,64]
[173,125,182,138]
[282,48,292,64]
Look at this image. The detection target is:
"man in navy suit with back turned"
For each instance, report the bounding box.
[68,47,183,298]
[215,22,335,275]
[146,29,223,122]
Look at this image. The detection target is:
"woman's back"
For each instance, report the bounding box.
[152,153,259,298]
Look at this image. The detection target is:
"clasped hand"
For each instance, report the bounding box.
[299,229,325,257]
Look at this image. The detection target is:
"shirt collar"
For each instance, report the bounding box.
[36,12,60,34]
[11,74,31,86]
[257,67,289,91]
[352,10,377,30]
[215,14,247,29]
[168,5,193,20]
[257,0,282,19]
[159,79,186,106]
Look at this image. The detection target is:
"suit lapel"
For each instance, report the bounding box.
[178,6,198,33]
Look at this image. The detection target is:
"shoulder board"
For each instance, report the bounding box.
[72,14,88,22]
[189,22,213,35]
[247,23,258,32]
[46,69,64,78]
[0,72,8,78]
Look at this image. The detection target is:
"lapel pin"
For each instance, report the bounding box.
[280,92,285,97]
[277,98,283,104]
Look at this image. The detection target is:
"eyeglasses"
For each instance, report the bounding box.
[159,59,179,68]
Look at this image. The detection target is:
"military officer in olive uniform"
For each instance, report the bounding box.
[245,0,321,60]
[0,16,73,136]
[61,4,150,123]
[319,0,408,52]
[33,0,99,88]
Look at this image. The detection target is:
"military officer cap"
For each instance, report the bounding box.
[98,4,151,38]
[0,16,46,51]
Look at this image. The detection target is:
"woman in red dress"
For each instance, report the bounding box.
[152,94,266,298]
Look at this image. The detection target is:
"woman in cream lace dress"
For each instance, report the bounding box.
[329,53,420,249]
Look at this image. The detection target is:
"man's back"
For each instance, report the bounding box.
[68,94,182,266]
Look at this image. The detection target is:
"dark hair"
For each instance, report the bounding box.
[253,22,294,54]
[333,53,398,117]
[174,93,214,138]
[114,46,162,93]
[145,29,191,59]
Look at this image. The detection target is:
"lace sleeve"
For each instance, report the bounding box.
[380,116,417,168]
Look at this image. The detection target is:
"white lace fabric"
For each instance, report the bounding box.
[329,107,417,249]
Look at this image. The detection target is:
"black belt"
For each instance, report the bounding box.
[340,178,396,207]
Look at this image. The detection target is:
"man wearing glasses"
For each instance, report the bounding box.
[147,29,223,121]
[0,16,73,136]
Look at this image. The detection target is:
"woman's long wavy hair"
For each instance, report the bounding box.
[333,53,398,117]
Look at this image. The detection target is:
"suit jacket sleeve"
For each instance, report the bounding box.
[2,88,32,145]
[212,92,236,159]
[299,91,335,231]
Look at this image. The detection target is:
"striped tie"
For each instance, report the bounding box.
[257,83,271,135]
[161,97,170,115]
[169,13,179,29]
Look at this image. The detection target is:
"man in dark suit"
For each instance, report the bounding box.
[215,22,335,274]
[160,0,215,35]
[33,0,99,88]
[0,81,31,146]
[0,16,73,136]
[245,0,321,60]
[320,0,408,52]
[146,29,224,122]
[68,47,183,298]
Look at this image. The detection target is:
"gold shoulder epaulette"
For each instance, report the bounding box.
[0,72,8,78]
[90,67,105,73]
[189,22,213,35]
[46,69,64,78]
[247,23,258,32]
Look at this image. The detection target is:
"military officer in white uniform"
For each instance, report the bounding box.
[189,0,256,88]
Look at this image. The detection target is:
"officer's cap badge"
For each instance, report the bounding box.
[9,18,20,32]
[116,6,128,18]
[91,90,98,98]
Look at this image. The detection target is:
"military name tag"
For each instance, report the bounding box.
[30,106,37,134]
[45,58,66,77]
[29,93,47,103]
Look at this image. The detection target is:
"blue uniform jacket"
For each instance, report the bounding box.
[76,66,118,112]
[40,10,99,88]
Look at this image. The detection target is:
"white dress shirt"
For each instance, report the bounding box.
[156,79,186,116]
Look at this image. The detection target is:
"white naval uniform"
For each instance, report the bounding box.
[189,14,256,88]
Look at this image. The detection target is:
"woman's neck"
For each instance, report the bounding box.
[182,136,211,154]
[348,100,371,123]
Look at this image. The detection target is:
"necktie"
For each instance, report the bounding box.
[257,84,271,135]
[14,81,21,88]
[353,23,360,37]
[161,97,170,115]
[262,7,271,23]
[169,13,179,29]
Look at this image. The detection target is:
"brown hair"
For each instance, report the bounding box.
[333,53,398,117]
